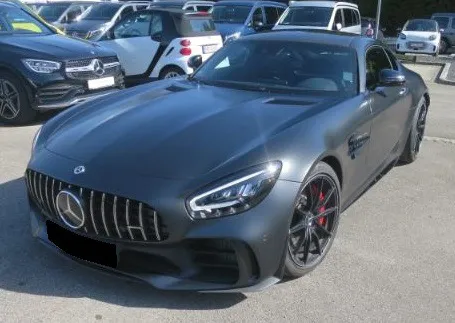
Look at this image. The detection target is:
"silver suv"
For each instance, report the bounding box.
[431,13,455,54]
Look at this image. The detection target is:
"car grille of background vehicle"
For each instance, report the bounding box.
[65,56,121,80]
[25,169,168,243]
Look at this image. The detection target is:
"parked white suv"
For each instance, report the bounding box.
[273,1,361,34]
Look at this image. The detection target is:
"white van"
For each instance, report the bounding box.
[273,1,361,35]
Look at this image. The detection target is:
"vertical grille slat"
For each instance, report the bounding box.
[101,193,110,237]
[26,170,166,242]
[90,190,99,234]
[113,196,122,238]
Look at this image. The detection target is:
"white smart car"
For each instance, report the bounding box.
[396,19,441,56]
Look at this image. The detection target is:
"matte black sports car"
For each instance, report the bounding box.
[26,30,430,292]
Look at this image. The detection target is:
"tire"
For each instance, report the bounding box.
[284,161,341,278]
[399,100,428,164]
[159,66,185,80]
[440,39,449,55]
[0,72,36,125]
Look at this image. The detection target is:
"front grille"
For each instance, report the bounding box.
[66,56,119,68]
[26,169,168,243]
[37,84,84,103]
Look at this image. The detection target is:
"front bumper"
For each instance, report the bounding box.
[396,39,439,54]
[26,151,301,292]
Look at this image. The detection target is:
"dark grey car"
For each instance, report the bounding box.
[26,30,430,292]
[431,13,455,54]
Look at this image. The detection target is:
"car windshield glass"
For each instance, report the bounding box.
[79,3,121,20]
[0,6,52,34]
[37,4,69,21]
[211,5,252,24]
[279,7,333,27]
[192,40,358,95]
[185,17,216,32]
[404,19,438,32]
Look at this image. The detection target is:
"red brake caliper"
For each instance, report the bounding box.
[318,191,327,226]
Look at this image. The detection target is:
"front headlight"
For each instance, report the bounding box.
[429,35,437,41]
[22,59,61,73]
[187,161,282,219]
[399,32,406,40]
[31,126,42,154]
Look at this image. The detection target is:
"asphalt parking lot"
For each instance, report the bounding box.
[1,65,455,322]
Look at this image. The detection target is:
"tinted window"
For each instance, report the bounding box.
[0,6,51,34]
[264,7,279,25]
[432,16,449,29]
[366,47,392,90]
[333,9,343,29]
[276,7,285,17]
[212,5,252,24]
[193,40,358,95]
[196,5,212,12]
[404,19,438,32]
[80,3,121,20]
[113,12,151,38]
[186,18,216,32]
[343,9,354,27]
[251,7,263,24]
[279,7,333,27]
[37,4,68,21]
[354,10,360,25]
[361,18,376,28]
[119,6,134,20]
[384,48,399,70]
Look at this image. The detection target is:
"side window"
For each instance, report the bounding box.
[276,7,285,17]
[451,18,455,29]
[150,13,163,37]
[384,48,399,70]
[264,7,279,25]
[118,6,134,20]
[113,12,152,38]
[343,9,354,27]
[433,16,449,29]
[333,9,343,30]
[251,7,264,25]
[135,5,149,11]
[366,47,393,89]
[354,10,360,25]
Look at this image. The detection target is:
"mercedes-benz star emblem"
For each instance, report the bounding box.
[55,190,85,229]
[74,165,85,175]
[92,59,105,76]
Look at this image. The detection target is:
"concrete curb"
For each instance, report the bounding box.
[438,62,455,85]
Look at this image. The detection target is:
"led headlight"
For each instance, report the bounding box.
[22,59,61,73]
[429,35,437,41]
[187,161,282,219]
[399,33,406,40]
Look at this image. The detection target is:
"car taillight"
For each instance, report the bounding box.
[180,47,192,56]
[366,28,374,37]
[180,39,191,47]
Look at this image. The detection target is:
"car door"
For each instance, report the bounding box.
[100,11,161,76]
[365,46,413,172]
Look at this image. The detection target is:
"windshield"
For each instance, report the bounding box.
[0,6,52,34]
[37,4,69,21]
[79,3,121,21]
[211,5,252,24]
[404,19,438,32]
[279,7,333,27]
[192,40,358,95]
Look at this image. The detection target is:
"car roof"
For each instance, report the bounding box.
[214,0,286,6]
[242,29,368,48]
[289,1,358,9]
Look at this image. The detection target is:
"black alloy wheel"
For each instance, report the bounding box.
[285,162,341,278]
[0,79,21,121]
[414,102,428,155]
[400,100,428,164]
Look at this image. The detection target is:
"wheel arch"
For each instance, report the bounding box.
[158,64,186,78]
[320,155,343,190]
[0,64,34,107]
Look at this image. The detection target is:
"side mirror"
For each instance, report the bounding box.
[379,69,406,86]
[336,23,342,31]
[440,28,445,33]
[188,55,203,70]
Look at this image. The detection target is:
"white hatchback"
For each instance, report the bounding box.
[273,1,361,35]
[396,19,441,56]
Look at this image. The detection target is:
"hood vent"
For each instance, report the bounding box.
[265,98,315,106]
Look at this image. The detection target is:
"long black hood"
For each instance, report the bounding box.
[0,34,114,60]
[44,81,340,180]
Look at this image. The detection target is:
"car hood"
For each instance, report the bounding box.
[273,25,328,31]
[402,30,439,41]
[63,20,107,33]
[214,23,244,37]
[0,34,113,60]
[44,80,339,180]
